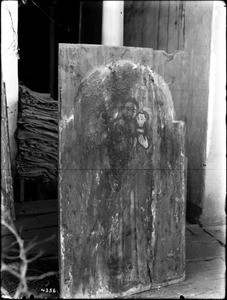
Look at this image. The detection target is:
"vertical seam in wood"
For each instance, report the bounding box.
[176,2,179,50]
[167,0,170,53]
[177,1,180,50]
[157,1,161,49]
[141,1,144,46]
[182,1,186,50]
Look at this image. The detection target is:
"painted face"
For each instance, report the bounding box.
[124,102,137,119]
[136,113,146,127]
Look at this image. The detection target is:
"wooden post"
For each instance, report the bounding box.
[102,1,124,46]
[1,82,15,222]
[1,0,19,173]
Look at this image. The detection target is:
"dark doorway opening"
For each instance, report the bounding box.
[16,0,102,203]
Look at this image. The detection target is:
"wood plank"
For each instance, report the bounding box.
[142,1,160,49]
[167,1,180,53]
[14,199,58,216]
[16,212,58,231]
[186,239,204,261]
[186,224,213,238]
[157,1,169,51]
[203,225,226,246]
[186,225,225,261]
[187,257,225,274]
[2,213,58,237]
[178,0,186,50]
[124,1,143,47]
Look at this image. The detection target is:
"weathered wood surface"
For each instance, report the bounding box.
[124,1,186,53]
[124,258,225,299]
[59,44,186,298]
[1,81,15,223]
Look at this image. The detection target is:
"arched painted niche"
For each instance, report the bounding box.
[59,45,186,298]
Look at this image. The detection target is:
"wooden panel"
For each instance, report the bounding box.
[59,44,186,297]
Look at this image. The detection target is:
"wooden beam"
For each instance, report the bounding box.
[1,0,19,173]
[1,81,15,222]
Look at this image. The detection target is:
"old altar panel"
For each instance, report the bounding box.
[58,44,186,298]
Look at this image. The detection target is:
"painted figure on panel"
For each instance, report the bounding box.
[110,106,153,283]
[133,109,150,150]
[107,99,139,192]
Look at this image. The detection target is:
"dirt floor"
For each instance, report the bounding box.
[2,224,225,299]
